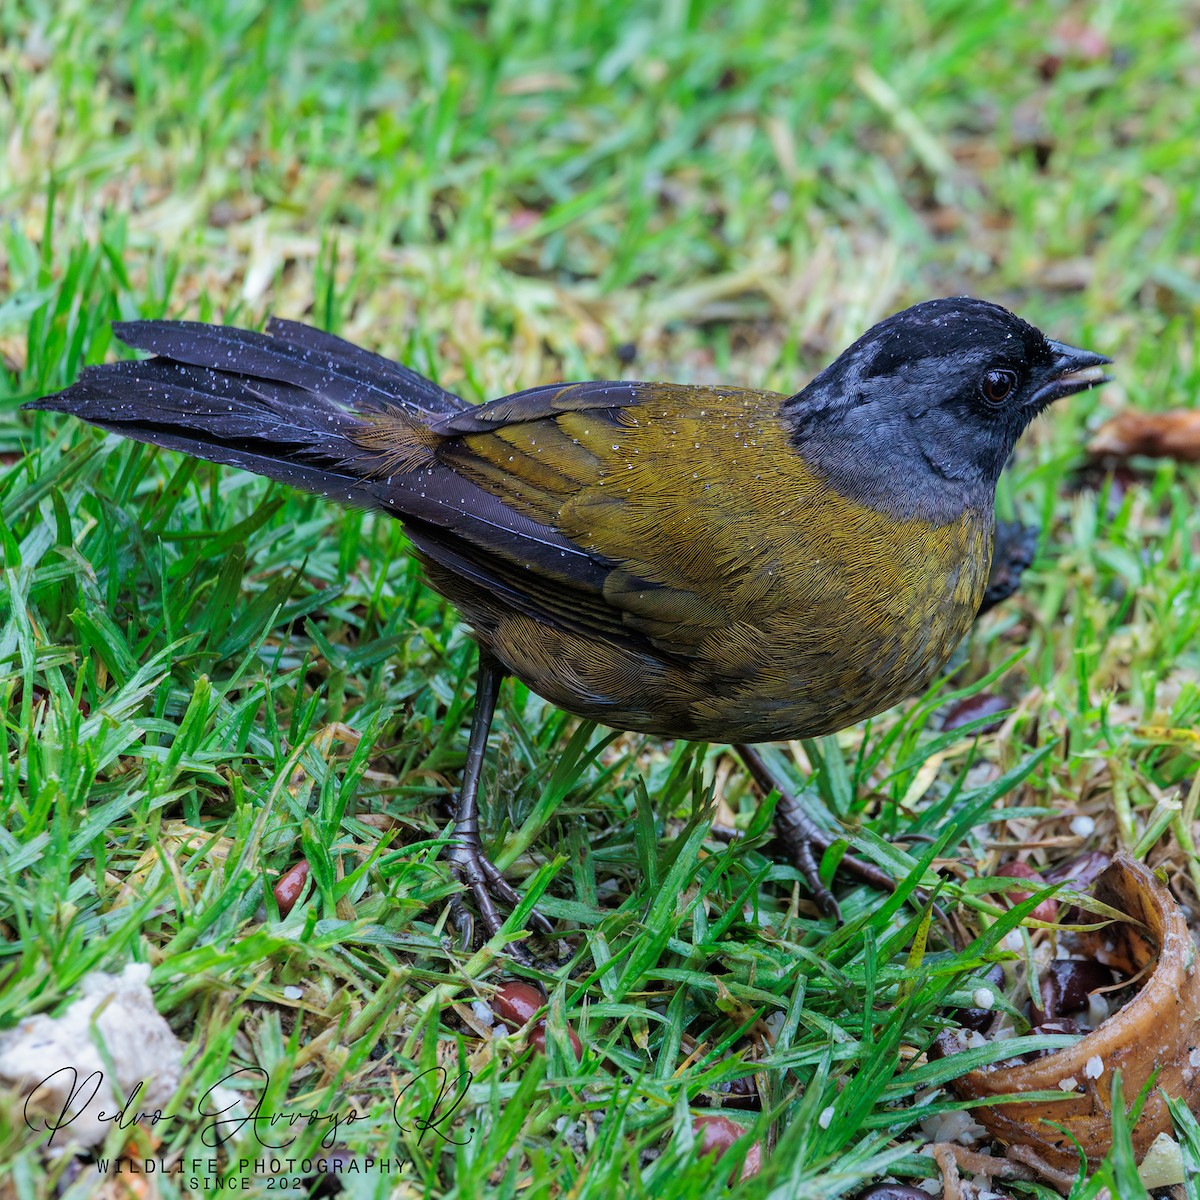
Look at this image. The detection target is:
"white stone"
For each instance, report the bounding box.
[0,964,183,1151]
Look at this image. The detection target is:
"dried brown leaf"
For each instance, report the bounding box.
[1088,410,1200,463]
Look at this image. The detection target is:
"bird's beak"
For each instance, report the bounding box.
[1032,340,1112,408]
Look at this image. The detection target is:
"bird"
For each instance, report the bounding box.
[27,297,1110,951]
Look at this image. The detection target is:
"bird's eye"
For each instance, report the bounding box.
[980,368,1018,405]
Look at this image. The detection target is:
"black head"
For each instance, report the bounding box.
[784,297,1110,521]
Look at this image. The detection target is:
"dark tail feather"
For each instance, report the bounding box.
[29,318,618,624]
[261,318,464,415]
[25,318,467,509]
[110,318,467,417]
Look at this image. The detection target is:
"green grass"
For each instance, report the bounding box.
[4,0,1200,1196]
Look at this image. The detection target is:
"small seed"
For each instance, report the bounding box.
[273,860,310,917]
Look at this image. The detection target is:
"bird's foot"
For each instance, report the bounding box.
[447,830,555,960]
[736,744,895,922]
[771,788,896,922]
[978,520,1038,616]
[442,651,556,961]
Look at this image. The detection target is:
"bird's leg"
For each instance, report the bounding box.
[977,520,1038,617]
[735,743,896,922]
[446,651,555,952]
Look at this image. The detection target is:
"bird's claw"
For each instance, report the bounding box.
[771,791,897,922]
[448,831,555,959]
[736,743,896,922]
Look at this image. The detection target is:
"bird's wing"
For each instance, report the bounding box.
[380,379,801,657]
